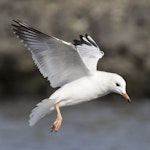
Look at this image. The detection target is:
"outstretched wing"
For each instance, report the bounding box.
[74,34,104,71]
[12,20,90,88]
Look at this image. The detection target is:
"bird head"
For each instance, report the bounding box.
[110,74,131,103]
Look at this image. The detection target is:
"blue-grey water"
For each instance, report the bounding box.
[0,98,150,150]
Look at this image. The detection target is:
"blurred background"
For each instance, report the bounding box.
[0,0,150,150]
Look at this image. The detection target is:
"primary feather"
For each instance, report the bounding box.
[12,20,89,88]
[74,34,104,71]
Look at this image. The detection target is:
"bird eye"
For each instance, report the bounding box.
[116,83,120,87]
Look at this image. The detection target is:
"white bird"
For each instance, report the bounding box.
[12,20,130,132]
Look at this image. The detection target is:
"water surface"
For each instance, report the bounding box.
[0,98,150,150]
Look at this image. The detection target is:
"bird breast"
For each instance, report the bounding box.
[50,74,107,106]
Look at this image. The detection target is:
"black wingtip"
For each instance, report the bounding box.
[11,20,25,30]
[85,33,89,37]
[11,20,17,26]
[12,19,22,25]
[73,40,80,46]
[12,19,18,23]
[11,19,51,41]
[11,20,20,33]
[73,34,92,46]
[79,34,84,40]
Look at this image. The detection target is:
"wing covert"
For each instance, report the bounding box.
[12,20,90,88]
[74,34,104,71]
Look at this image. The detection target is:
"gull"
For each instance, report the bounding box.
[12,20,131,132]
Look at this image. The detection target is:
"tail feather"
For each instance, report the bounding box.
[29,98,55,126]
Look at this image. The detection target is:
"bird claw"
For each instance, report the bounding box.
[50,117,62,132]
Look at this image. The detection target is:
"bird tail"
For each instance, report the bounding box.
[29,98,55,127]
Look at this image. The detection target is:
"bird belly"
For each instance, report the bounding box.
[50,76,101,107]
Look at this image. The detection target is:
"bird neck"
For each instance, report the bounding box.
[94,71,114,95]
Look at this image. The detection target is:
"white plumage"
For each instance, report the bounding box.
[12,20,130,131]
[29,98,54,126]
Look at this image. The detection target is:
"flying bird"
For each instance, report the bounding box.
[12,20,130,132]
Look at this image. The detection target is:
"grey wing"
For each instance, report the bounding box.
[74,34,104,71]
[12,20,90,88]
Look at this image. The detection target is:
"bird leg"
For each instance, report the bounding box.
[51,103,62,132]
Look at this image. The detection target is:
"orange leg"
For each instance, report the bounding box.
[51,103,62,132]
